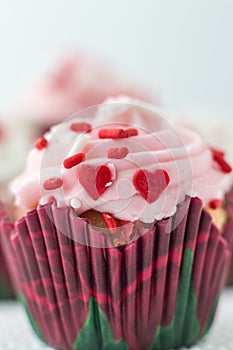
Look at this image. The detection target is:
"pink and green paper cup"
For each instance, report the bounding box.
[0,202,14,299]
[3,100,233,349]
[0,196,232,350]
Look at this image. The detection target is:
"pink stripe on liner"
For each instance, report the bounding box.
[0,196,232,350]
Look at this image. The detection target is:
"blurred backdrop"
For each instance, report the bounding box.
[0,0,233,116]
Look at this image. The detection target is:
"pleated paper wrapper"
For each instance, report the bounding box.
[0,196,232,350]
[0,202,14,299]
[224,185,233,284]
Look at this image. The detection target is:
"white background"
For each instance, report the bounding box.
[0,0,233,116]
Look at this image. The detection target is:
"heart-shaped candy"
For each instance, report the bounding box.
[78,164,112,200]
[133,169,170,203]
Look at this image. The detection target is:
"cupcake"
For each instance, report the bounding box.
[1,98,232,350]
[12,52,153,136]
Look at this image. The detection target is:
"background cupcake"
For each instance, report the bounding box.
[11,52,153,135]
[1,99,232,349]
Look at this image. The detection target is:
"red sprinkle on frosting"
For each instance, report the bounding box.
[99,128,138,139]
[43,178,63,191]
[70,122,92,133]
[211,149,232,174]
[107,147,129,159]
[102,213,118,235]
[133,169,170,203]
[63,153,85,169]
[210,147,225,158]
[99,128,126,139]
[209,199,223,210]
[125,128,138,137]
[35,137,48,150]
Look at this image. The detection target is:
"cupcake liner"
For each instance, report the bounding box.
[0,201,15,299]
[0,196,231,350]
[223,185,233,284]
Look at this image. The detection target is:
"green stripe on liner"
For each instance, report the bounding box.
[18,293,44,342]
[19,247,218,349]
[149,248,200,349]
[73,297,129,350]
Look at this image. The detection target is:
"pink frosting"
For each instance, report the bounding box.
[11,98,231,223]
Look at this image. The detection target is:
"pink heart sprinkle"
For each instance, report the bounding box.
[78,164,112,200]
[133,169,170,203]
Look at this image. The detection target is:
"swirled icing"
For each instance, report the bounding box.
[11,98,231,223]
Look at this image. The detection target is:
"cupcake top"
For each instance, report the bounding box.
[11,98,232,223]
[12,53,151,126]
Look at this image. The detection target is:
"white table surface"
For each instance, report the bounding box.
[0,288,233,350]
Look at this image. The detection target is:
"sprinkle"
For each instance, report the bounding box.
[107,147,129,159]
[43,178,63,190]
[212,152,232,174]
[63,153,85,169]
[99,128,138,139]
[210,147,225,158]
[133,169,170,203]
[35,137,48,150]
[78,164,112,200]
[209,199,223,210]
[70,198,81,209]
[70,122,92,133]
[125,128,138,137]
[96,166,112,195]
[102,213,118,235]
[99,128,126,139]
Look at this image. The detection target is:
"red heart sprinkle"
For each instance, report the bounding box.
[43,178,63,190]
[102,213,118,235]
[35,137,48,150]
[78,164,112,200]
[63,153,85,169]
[107,147,129,159]
[133,169,170,203]
[70,122,92,133]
